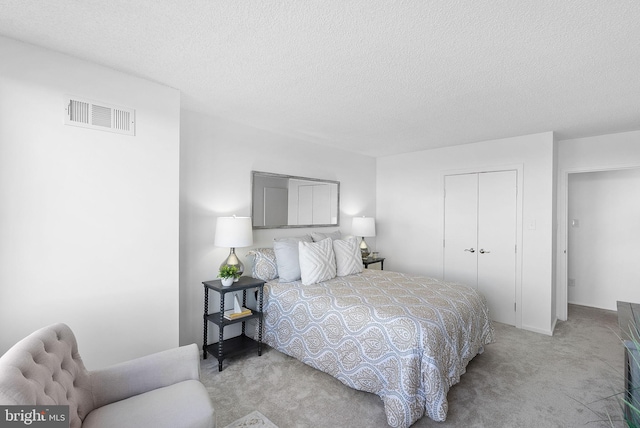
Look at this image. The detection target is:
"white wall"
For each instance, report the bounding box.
[0,37,181,368]
[567,169,640,310]
[179,110,376,348]
[556,130,640,319]
[377,132,557,335]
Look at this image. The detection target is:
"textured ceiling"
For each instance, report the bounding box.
[1,0,639,157]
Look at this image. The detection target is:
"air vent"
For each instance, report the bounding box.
[65,96,135,136]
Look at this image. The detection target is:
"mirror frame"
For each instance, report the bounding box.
[251,171,340,229]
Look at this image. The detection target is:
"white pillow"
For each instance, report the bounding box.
[274,235,312,282]
[333,236,364,276]
[298,238,337,285]
[311,231,342,242]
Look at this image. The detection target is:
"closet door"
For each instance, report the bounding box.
[477,171,517,325]
[443,171,517,326]
[443,174,478,287]
[298,184,331,224]
[297,185,314,224]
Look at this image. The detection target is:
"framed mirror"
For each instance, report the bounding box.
[251,171,340,229]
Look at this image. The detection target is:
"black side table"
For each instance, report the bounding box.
[202,276,265,371]
[363,257,385,270]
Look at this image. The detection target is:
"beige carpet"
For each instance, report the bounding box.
[202,304,627,427]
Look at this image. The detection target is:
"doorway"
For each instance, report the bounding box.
[566,168,640,311]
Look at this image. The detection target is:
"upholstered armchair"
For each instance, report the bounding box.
[0,323,216,428]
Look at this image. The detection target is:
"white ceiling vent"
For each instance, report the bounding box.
[65,96,135,136]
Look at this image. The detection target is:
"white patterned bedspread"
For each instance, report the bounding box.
[260,269,494,428]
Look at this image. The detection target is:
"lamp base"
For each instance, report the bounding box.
[359,237,370,260]
[220,248,244,280]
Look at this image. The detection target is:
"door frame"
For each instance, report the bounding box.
[440,164,524,329]
[557,164,640,321]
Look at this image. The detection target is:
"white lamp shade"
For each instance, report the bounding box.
[214,216,253,248]
[352,217,376,237]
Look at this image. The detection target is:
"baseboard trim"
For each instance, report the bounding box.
[522,324,554,336]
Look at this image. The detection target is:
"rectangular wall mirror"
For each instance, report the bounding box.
[251,171,340,229]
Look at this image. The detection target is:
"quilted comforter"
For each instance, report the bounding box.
[260,269,494,428]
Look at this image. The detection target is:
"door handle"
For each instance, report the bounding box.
[464,248,475,253]
[479,249,491,254]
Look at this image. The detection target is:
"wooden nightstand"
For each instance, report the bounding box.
[363,257,385,270]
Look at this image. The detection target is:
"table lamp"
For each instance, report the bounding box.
[214,215,253,279]
[352,216,376,259]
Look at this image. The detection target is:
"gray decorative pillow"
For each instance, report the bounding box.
[299,238,337,285]
[273,235,313,282]
[247,248,278,281]
[311,231,342,242]
[333,236,364,277]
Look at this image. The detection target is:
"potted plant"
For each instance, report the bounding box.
[218,265,239,286]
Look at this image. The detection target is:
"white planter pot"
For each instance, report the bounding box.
[221,277,234,287]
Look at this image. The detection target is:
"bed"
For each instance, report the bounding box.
[249,237,494,428]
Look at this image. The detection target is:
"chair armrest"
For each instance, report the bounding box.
[90,343,201,408]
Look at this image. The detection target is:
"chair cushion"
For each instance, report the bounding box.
[82,380,215,428]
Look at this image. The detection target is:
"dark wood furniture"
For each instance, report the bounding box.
[203,276,265,371]
[617,300,640,425]
[363,257,385,270]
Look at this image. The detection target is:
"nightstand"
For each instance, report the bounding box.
[363,257,385,270]
[202,276,265,371]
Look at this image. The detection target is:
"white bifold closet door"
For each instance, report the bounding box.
[297,184,331,225]
[444,171,517,326]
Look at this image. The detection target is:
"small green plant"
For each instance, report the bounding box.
[218,265,240,279]
[576,323,640,427]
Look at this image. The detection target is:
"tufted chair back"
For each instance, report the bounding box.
[0,323,94,428]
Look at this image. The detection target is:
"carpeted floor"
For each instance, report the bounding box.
[201,304,627,428]
[222,410,279,428]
